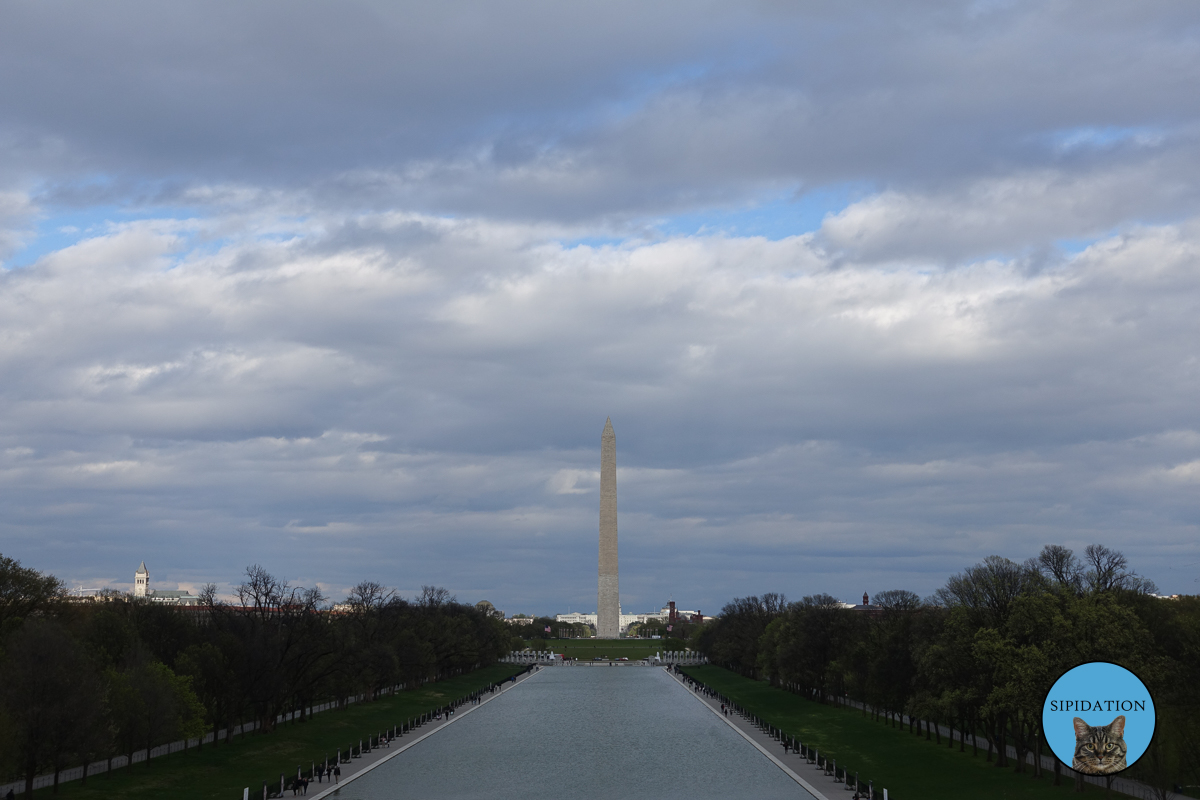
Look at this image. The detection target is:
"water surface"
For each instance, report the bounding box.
[331,666,815,800]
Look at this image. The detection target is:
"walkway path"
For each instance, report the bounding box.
[666,669,842,800]
[300,667,543,800]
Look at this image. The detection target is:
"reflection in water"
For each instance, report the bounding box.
[332,666,815,800]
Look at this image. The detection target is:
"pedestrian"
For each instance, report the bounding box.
[334,764,341,783]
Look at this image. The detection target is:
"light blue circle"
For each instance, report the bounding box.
[1042,662,1155,772]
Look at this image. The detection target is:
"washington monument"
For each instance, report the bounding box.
[597,417,620,638]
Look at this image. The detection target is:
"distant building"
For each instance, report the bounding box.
[555,602,709,633]
[147,590,202,605]
[134,561,149,597]
[131,562,200,605]
[664,600,708,624]
[63,588,117,604]
[847,592,883,616]
[475,600,505,619]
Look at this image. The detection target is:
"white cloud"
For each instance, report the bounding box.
[547,469,596,495]
[1159,460,1200,483]
[4,2,1200,610]
[818,159,1200,264]
[0,205,1197,608]
[0,190,35,261]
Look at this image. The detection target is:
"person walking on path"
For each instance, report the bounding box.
[334,765,341,783]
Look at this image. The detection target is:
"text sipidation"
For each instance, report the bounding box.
[1049,699,1146,712]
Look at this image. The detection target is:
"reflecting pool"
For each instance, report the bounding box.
[331,666,815,800]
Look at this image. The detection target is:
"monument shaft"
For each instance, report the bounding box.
[597,418,619,638]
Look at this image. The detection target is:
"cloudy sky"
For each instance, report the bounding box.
[2,1,1199,614]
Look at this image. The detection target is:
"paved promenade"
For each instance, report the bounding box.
[666,668,842,800]
[299,667,543,800]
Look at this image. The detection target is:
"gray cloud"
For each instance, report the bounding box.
[2,206,1199,610]
[2,2,1199,612]
[4,2,1200,223]
[817,151,1200,263]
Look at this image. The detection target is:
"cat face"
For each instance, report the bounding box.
[1072,715,1127,775]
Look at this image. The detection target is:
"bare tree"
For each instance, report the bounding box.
[1029,544,1084,593]
[760,592,790,614]
[1083,544,1157,594]
[798,593,840,609]
[198,583,219,607]
[226,567,335,731]
[347,581,396,613]
[236,564,293,614]
[418,586,455,609]
[936,555,1036,626]
[873,589,923,611]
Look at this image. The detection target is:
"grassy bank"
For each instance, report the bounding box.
[28,664,523,800]
[526,639,673,660]
[681,665,1117,800]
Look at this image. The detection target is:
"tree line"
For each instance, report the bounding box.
[694,544,1200,795]
[507,616,592,640]
[0,556,518,797]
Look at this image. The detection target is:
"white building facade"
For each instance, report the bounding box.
[556,604,702,634]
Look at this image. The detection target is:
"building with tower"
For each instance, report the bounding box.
[131,561,200,605]
[134,561,149,597]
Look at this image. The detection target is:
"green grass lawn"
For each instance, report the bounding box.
[681,665,1121,800]
[29,664,523,800]
[526,638,677,660]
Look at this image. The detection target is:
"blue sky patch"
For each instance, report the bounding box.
[648,183,871,242]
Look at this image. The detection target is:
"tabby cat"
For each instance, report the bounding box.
[1072,715,1127,775]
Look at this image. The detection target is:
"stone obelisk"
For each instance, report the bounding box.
[597,417,620,638]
